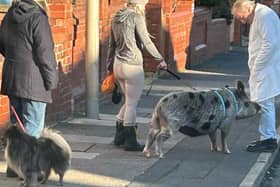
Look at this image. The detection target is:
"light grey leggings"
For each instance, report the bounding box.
[113,61,144,126]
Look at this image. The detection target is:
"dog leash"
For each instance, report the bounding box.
[165,69,181,80]
[213,90,226,117]
[146,68,197,96]
[11,106,26,133]
[146,68,160,96]
[166,69,197,91]
[224,87,239,113]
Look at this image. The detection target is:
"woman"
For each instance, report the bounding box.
[106,0,167,152]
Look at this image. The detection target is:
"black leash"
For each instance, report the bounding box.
[146,68,197,96]
[166,69,181,80]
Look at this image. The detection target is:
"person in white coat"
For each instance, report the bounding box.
[232,0,280,152]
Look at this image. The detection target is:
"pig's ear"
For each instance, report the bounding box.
[237,80,245,93]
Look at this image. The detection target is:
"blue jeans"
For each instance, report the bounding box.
[9,96,47,138]
[258,97,277,140]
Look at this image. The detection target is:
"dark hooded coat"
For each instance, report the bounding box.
[0,0,58,103]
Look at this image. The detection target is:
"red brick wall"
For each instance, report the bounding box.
[47,0,87,121]
[208,19,230,55]
[0,95,9,128]
[163,0,194,72]
[188,7,230,67]
[99,0,126,81]
[0,9,10,128]
[143,0,162,71]
[233,19,242,45]
[47,1,75,121]
[0,11,8,128]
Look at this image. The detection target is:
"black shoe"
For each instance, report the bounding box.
[123,126,144,152]
[247,138,278,152]
[6,167,18,178]
[248,139,262,146]
[114,121,125,146]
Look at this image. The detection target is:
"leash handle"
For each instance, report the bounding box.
[11,106,26,132]
[165,69,181,80]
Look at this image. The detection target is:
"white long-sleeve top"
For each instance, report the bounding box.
[248,3,280,102]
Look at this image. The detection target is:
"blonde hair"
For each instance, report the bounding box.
[232,0,255,14]
[127,3,146,16]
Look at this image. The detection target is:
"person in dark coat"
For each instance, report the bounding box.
[0,0,58,177]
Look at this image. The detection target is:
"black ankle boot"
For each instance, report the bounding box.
[123,126,144,152]
[114,121,125,146]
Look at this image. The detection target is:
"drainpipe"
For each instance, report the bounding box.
[85,0,99,119]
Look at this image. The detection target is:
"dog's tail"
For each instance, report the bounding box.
[40,128,72,160]
[39,128,71,182]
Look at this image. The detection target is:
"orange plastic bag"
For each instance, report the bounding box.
[101,73,116,94]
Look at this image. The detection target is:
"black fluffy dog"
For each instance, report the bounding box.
[3,125,72,187]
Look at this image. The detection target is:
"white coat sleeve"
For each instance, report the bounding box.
[253,15,278,72]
